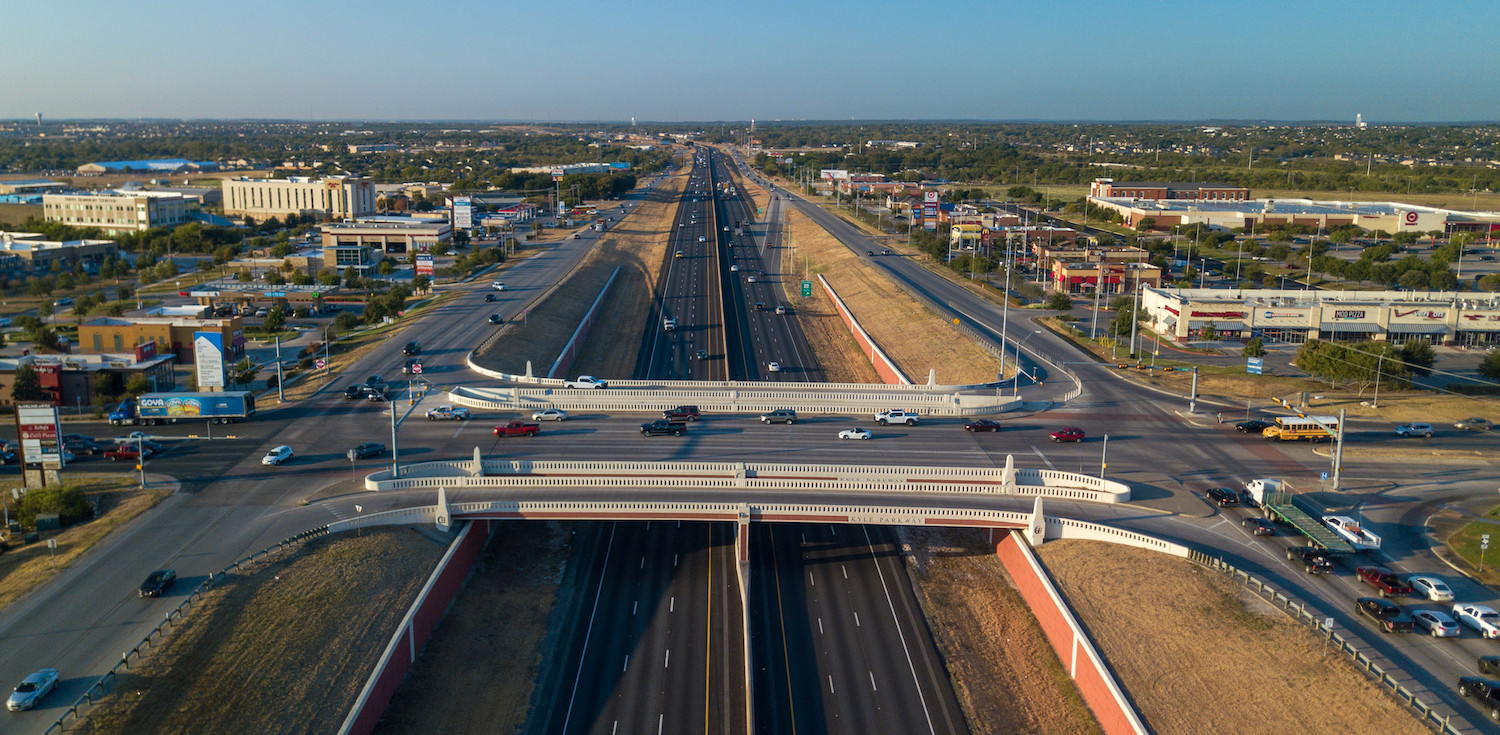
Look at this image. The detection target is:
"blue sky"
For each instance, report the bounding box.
[4,0,1496,122]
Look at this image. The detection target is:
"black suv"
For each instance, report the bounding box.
[1355,597,1414,633]
[404,341,420,356]
[139,569,177,598]
[1458,676,1500,720]
[1286,546,1335,574]
[663,406,700,422]
[1205,487,1240,506]
[347,442,386,460]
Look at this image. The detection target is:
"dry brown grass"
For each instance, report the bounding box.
[374,522,569,735]
[899,528,1102,735]
[1038,540,1425,735]
[787,207,1007,385]
[0,476,169,614]
[72,526,447,735]
[470,163,687,379]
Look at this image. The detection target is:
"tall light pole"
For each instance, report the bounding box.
[1090,252,1103,340]
[999,235,1012,362]
[1129,270,1142,357]
[1013,330,1042,395]
[1100,434,1109,479]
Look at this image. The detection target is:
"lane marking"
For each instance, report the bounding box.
[864,526,937,735]
[870,671,878,692]
[670,596,675,613]
[560,523,617,734]
[623,654,629,672]
[828,675,835,694]
[1031,445,1057,470]
[854,612,861,627]
[665,648,670,668]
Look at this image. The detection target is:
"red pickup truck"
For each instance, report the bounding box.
[1356,566,1412,597]
[492,420,540,438]
[104,444,155,461]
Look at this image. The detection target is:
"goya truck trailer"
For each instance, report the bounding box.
[109,391,257,426]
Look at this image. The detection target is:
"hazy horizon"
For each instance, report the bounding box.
[6,0,1497,123]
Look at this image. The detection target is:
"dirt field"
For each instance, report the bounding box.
[375,522,570,735]
[0,476,170,615]
[471,162,687,380]
[1037,540,1426,735]
[787,207,1007,385]
[898,528,1102,734]
[72,526,447,735]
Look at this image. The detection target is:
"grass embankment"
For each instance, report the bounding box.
[1445,506,1500,588]
[899,528,1102,734]
[374,522,569,734]
[0,476,168,614]
[471,163,687,380]
[786,207,1007,385]
[1039,540,1428,735]
[71,526,447,735]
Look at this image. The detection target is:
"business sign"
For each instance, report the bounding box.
[923,190,939,231]
[16,403,62,469]
[551,170,564,181]
[820,169,849,181]
[416,254,435,276]
[1392,308,1444,320]
[1190,310,1246,319]
[452,196,473,229]
[1247,357,1264,375]
[194,331,226,389]
[1332,309,1367,320]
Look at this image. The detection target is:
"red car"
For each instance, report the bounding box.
[963,419,1003,432]
[1050,427,1085,443]
[1356,566,1413,598]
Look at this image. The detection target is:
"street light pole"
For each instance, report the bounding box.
[1189,366,1199,414]
[1129,272,1142,357]
[275,336,284,404]
[389,387,400,479]
[1100,434,1109,479]
[1013,330,1041,395]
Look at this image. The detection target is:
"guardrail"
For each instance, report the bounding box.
[1189,550,1463,735]
[43,525,334,735]
[363,457,1132,503]
[446,384,1022,417]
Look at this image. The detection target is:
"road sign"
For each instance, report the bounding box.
[315,358,326,369]
[411,363,422,374]
[1484,534,1491,550]
[1247,356,1264,375]
[801,280,812,297]
[1320,471,1329,481]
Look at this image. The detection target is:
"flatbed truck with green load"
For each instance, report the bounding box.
[1244,478,1354,554]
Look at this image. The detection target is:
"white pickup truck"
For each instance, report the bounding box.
[1322,515,1382,551]
[564,375,609,389]
[875,409,920,426]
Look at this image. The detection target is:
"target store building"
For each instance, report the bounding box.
[1142,287,1500,347]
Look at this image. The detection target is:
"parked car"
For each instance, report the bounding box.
[138,569,177,598]
[1456,604,1500,638]
[1409,575,1455,602]
[1206,487,1240,507]
[425,405,470,421]
[261,445,294,466]
[347,442,386,460]
[1355,597,1414,633]
[1235,419,1274,434]
[6,668,59,711]
[1456,417,1494,431]
[1357,566,1413,597]
[64,437,103,456]
[1413,610,1461,638]
[838,428,872,440]
[760,409,797,424]
[1242,517,1275,536]
[1050,427,1085,443]
[963,419,1002,432]
[1395,422,1434,438]
[532,408,569,422]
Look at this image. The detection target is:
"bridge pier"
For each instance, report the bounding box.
[470,447,484,477]
[435,488,451,533]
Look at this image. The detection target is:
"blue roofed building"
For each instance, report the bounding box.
[76,159,219,175]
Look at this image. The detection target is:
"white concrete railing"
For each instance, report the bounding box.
[364,458,1131,503]
[446,384,1022,417]
[465,352,999,392]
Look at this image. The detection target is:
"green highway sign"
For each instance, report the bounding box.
[801,280,812,297]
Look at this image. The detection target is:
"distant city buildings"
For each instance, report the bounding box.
[75,158,218,175]
[1091,195,1500,234]
[508,162,633,175]
[0,231,119,272]
[222,175,376,221]
[42,191,188,234]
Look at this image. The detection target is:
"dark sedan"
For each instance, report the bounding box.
[343,385,365,400]
[347,442,387,460]
[1236,419,1273,434]
[963,419,1003,432]
[139,569,177,598]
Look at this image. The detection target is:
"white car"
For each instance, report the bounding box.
[1394,422,1433,438]
[1409,575,1454,602]
[730,264,739,272]
[563,375,608,389]
[767,362,781,372]
[838,428,872,440]
[261,445,294,466]
[532,408,569,422]
[1412,610,1461,638]
[7,668,59,711]
[1454,603,1500,638]
[491,281,507,291]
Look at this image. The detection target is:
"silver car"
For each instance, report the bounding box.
[7,668,59,711]
[1412,610,1460,638]
[531,408,569,422]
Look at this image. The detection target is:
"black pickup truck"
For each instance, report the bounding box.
[1285,546,1335,574]
[1355,597,1414,633]
[640,420,687,437]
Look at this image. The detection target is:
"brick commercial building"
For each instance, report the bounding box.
[0,349,177,409]
[223,175,377,221]
[78,315,245,365]
[1089,178,1250,201]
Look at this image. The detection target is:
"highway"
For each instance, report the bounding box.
[639,152,726,380]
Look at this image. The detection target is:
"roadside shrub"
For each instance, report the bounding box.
[17,484,93,529]
[1046,292,1074,311]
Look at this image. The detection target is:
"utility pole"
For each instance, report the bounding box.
[1331,408,1347,492]
[1189,367,1199,414]
[275,336,285,403]
[1129,272,1142,357]
[1372,351,1385,408]
[1090,252,1103,339]
[389,387,400,479]
[1100,434,1109,478]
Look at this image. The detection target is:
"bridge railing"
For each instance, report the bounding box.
[446,385,1022,417]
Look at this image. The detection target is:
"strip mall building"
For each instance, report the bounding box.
[1142,287,1500,347]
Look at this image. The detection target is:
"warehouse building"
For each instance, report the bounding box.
[1092,196,1500,235]
[1142,287,1500,347]
[1090,178,1249,201]
[42,191,189,234]
[223,175,376,221]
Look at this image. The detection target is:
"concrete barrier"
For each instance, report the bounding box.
[817,273,909,385]
[992,529,1148,735]
[548,266,620,379]
[338,520,493,735]
[446,384,1022,417]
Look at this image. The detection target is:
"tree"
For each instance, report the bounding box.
[265,306,287,331]
[377,259,396,276]
[264,270,286,286]
[92,372,123,402]
[1398,269,1429,290]
[124,374,151,398]
[318,269,341,286]
[1398,339,1434,377]
[229,357,258,388]
[1242,337,1266,358]
[412,274,431,294]
[1046,291,1074,311]
[11,365,45,402]
[1137,217,1157,232]
[1479,350,1500,382]
[1200,321,1219,341]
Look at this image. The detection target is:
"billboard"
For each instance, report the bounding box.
[923,191,939,231]
[416,254,434,276]
[452,196,473,229]
[16,403,62,469]
[195,331,226,389]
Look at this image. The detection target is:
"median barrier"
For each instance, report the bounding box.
[446,384,1023,417]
